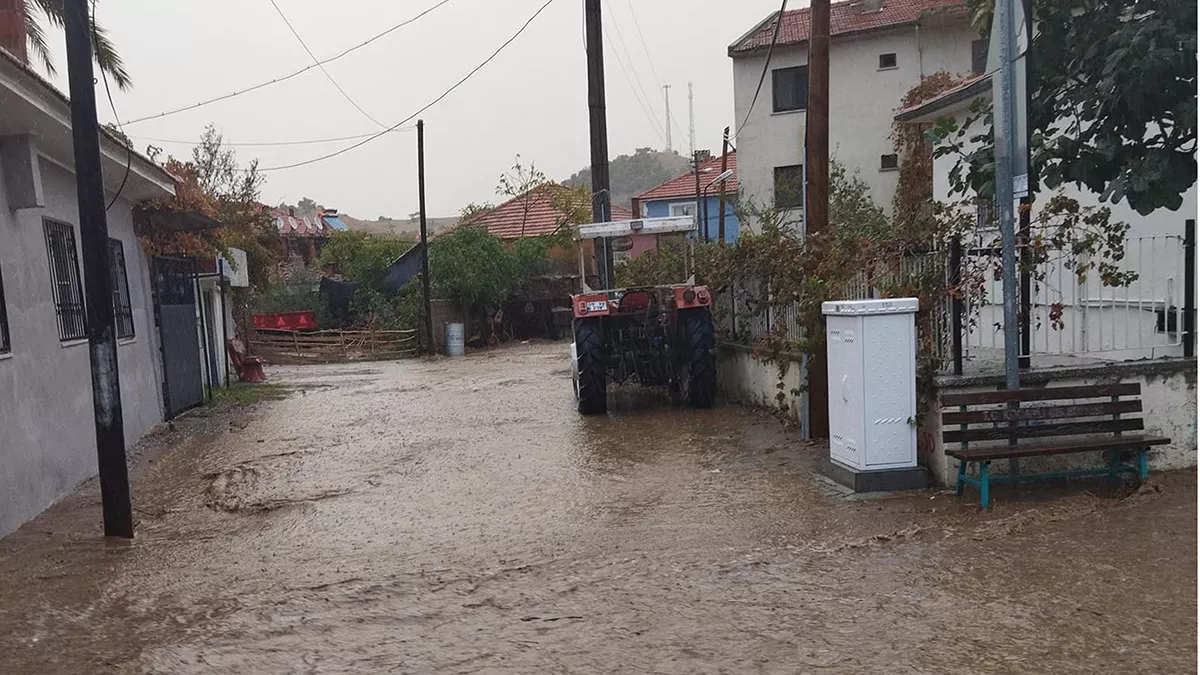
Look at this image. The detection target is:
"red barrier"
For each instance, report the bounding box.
[253,311,318,331]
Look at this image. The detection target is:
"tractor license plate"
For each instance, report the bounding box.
[585,300,608,312]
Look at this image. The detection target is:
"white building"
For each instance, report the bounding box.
[0,47,178,536]
[729,0,981,228]
[897,75,1197,364]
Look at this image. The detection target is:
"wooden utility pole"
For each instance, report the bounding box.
[64,0,133,537]
[718,126,730,243]
[417,120,434,354]
[805,0,831,439]
[584,0,613,288]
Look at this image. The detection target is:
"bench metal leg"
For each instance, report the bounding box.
[955,460,967,496]
[1138,449,1149,481]
[979,461,991,509]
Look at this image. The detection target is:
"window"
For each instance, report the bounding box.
[44,219,87,341]
[669,202,696,218]
[772,66,808,112]
[0,265,10,354]
[109,238,134,339]
[880,154,900,171]
[773,165,805,210]
[878,53,898,70]
[971,39,989,75]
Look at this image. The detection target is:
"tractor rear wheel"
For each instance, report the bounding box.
[574,318,607,415]
[678,309,716,408]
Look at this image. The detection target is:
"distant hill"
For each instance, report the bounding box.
[562,147,691,211]
[339,213,458,237]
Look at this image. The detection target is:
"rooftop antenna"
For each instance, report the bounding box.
[663,84,673,152]
[687,82,696,156]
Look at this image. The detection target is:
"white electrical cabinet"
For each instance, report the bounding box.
[822,298,919,471]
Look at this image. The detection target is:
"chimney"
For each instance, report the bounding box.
[288,207,296,217]
[695,149,712,163]
[0,0,27,63]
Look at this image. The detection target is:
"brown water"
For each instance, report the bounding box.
[0,342,1195,674]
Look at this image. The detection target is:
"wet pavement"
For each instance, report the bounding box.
[0,342,1195,674]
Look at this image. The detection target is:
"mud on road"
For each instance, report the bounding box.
[0,342,1195,674]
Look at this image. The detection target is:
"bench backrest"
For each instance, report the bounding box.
[941,383,1143,445]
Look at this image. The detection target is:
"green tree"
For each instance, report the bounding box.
[317,231,415,292]
[935,0,1196,215]
[563,147,691,210]
[23,0,131,89]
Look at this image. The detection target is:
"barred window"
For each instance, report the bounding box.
[44,219,87,341]
[0,263,10,354]
[109,238,135,339]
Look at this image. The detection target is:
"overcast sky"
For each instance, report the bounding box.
[36,0,796,219]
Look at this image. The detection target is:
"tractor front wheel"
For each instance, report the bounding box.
[574,318,607,415]
[678,309,716,408]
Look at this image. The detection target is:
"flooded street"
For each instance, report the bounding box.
[0,342,1194,674]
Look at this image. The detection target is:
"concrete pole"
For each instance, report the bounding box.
[995,0,1021,390]
[584,0,613,288]
[64,0,133,538]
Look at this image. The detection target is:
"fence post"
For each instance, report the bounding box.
[950,236,964,376]
[1185,219,1195,359]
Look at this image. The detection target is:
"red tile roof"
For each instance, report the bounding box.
[635,152,737,202]
[271,209,328,237]
[730,0,966,54]
[473,184,631,239]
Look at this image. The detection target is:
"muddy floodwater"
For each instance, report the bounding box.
[0,342,1194,673]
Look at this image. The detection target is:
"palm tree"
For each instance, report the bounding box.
[23,0,131,89]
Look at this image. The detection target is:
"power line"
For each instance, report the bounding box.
[601,0,665,138]
[129,127,417,148]
[623,0,686,145]
[734,0,789,140]
[601,24,665,143]
[257,0,558,172]
[92,0,130,210]
[266,0,389,130]
[123,0,455,126]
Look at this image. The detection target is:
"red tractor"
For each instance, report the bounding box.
[569,216,716,414]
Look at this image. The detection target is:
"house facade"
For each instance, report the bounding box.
[632,151,739,248]
[729,0,979,230]
[0,48,178,536]
[898,76,1198,364]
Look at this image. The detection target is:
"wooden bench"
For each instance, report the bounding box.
[942,383,1170,508]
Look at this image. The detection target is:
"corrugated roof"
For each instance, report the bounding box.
[473,184,629,239]
[322,213,350,231]
[729,0,966,55]
[635,152,738,202]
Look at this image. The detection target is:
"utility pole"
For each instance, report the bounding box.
[718,126,730,243]
[417,120,434,354]
[805,0,831,439]
[687,82,696,157]
[584,0,613,288]
[64,0,133,538]
[995,0,1021,390]
[693,151,703,240]
[663,84,673,152]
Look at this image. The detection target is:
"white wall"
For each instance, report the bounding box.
[0,158,165,536]
[732,19,979,230]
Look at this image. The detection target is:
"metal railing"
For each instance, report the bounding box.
[961,230,1194,365]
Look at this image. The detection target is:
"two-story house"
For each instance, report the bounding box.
[729,0,980,230]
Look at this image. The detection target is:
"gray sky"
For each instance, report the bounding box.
[45,0,790,218]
